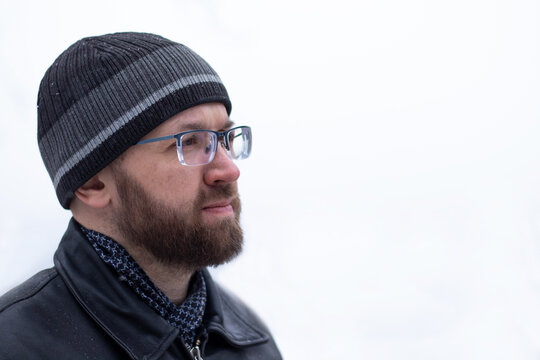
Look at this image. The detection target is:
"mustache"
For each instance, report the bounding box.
[196,184,238,206]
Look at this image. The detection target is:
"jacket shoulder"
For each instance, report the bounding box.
[0,268,58,312]
[0,268,66,359]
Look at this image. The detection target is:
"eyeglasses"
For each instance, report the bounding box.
[136,126,252,166]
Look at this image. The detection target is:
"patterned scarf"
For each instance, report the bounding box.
[80,226,207,347]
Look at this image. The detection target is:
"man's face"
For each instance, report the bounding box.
[108,103,243,269]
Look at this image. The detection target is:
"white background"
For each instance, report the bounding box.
[1,0,540,359]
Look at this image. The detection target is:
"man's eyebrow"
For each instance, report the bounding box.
[177,122,204,131]
[223,119,235,129]
[177,119,235,132]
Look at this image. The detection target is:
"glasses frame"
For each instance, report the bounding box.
[136,125,251,166]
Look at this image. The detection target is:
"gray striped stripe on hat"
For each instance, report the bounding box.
[51,73,223,188]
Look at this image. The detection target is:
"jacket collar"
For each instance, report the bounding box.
[54,218,268,360]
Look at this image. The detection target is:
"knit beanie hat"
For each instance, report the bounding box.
[37,32,231,209]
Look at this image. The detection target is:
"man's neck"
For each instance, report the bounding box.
[116,243,195,305]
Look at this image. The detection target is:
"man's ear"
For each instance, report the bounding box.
[74,174,111,209]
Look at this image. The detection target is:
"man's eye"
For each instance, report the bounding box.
[182,135,198,147]
[229,131,241,144]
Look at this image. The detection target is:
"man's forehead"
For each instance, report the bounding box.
[148,103,232,137]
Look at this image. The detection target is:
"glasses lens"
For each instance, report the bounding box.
[178,131,216,165]
[228,127,252,160]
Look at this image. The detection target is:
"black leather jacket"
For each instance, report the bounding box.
[0,219,282,359]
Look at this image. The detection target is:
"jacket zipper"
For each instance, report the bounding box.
[187,339,203,360]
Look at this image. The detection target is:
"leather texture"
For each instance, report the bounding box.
[0,219,282,360]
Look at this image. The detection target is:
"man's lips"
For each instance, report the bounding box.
[202,199,235,214]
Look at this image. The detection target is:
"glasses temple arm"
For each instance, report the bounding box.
[136,134,177,145]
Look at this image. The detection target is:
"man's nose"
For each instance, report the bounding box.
[203,142,240,186]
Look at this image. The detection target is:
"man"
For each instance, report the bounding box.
[0,32,281,359]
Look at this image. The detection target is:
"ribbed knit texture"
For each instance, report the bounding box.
[80,226,207,347]
[37,32,231,208]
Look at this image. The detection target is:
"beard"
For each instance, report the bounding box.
[110,166,243,270]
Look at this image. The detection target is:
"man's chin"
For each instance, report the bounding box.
[200,211,236,227]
